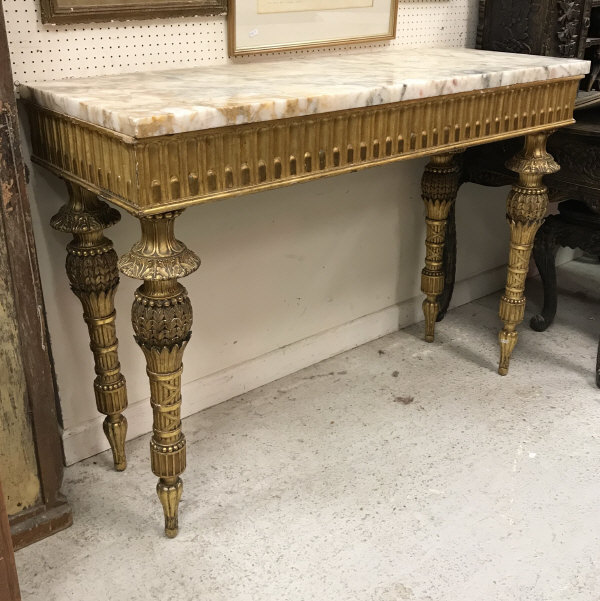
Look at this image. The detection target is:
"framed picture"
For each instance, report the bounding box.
[228,0,398,56]
[40,0,227,24]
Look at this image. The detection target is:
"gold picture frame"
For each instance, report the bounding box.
[40,0,227,24]
[228,0,398,56]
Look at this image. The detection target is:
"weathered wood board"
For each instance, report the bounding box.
[0,204,42,516]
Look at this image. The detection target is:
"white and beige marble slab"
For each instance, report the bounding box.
[19,47,590,138]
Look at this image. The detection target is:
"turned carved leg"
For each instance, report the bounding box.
[51,183,128,470]
[119,211,200,538]
[530,216,560,332]
[498,133,559,375]
[420,152,461,342]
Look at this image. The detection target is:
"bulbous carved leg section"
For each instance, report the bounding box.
[52,183,128,471]
[499,133,559,376]
[420,152,461,342]
[132,280,191,537]
[530,216,559,332]
[120,211,200,538]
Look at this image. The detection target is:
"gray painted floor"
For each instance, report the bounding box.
[15,260,600,601]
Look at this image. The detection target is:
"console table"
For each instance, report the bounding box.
[19,48,589,537]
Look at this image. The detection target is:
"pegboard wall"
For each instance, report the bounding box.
[4,0,478,84]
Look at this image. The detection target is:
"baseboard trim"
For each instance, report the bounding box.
[62,264,508,465]
[10,498,73,550]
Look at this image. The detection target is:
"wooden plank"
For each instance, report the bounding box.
[0,199,42,514]
[9,502,72,551]
[0,479,21,601]
[0,0,42,518]
[0,0,72,544]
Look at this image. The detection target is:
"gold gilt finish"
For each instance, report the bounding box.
[51,183,128,470]
[28,74,583,536]
[119,211,200,537]
[26,77,580,216]
[498,133,560,375]
[420,152,462,342]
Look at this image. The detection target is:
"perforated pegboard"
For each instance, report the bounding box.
[4,0,478,84]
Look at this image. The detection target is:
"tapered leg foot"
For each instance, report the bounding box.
[52,183,128,471]
[498,329,518,376]
[499,133,559,375]
[158,477,183,538]
[103,415,128,471]
[420,152,461,342]
[423,299,438,342]
[119,211,200,538]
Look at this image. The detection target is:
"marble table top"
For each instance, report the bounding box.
[20,48,590,139]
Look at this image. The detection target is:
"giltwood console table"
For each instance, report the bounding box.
[20,48,589,537]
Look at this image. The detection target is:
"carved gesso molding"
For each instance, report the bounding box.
[26,77,580,217]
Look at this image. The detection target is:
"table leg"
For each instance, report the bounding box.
[51,183,128,471]
[119,211,200,538]
[420,152,461,342]
[498,132,559,375]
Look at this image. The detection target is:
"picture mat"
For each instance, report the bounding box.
[258,0,373,14]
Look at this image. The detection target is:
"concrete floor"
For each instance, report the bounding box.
[15,260,600,601]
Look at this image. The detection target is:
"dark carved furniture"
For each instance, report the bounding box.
[529,110,600,389]
[478,0,600,82]
[530,199,600,332]
[529,112,600,343]
[478,0,588,58]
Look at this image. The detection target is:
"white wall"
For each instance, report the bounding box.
[7,0,562,465]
